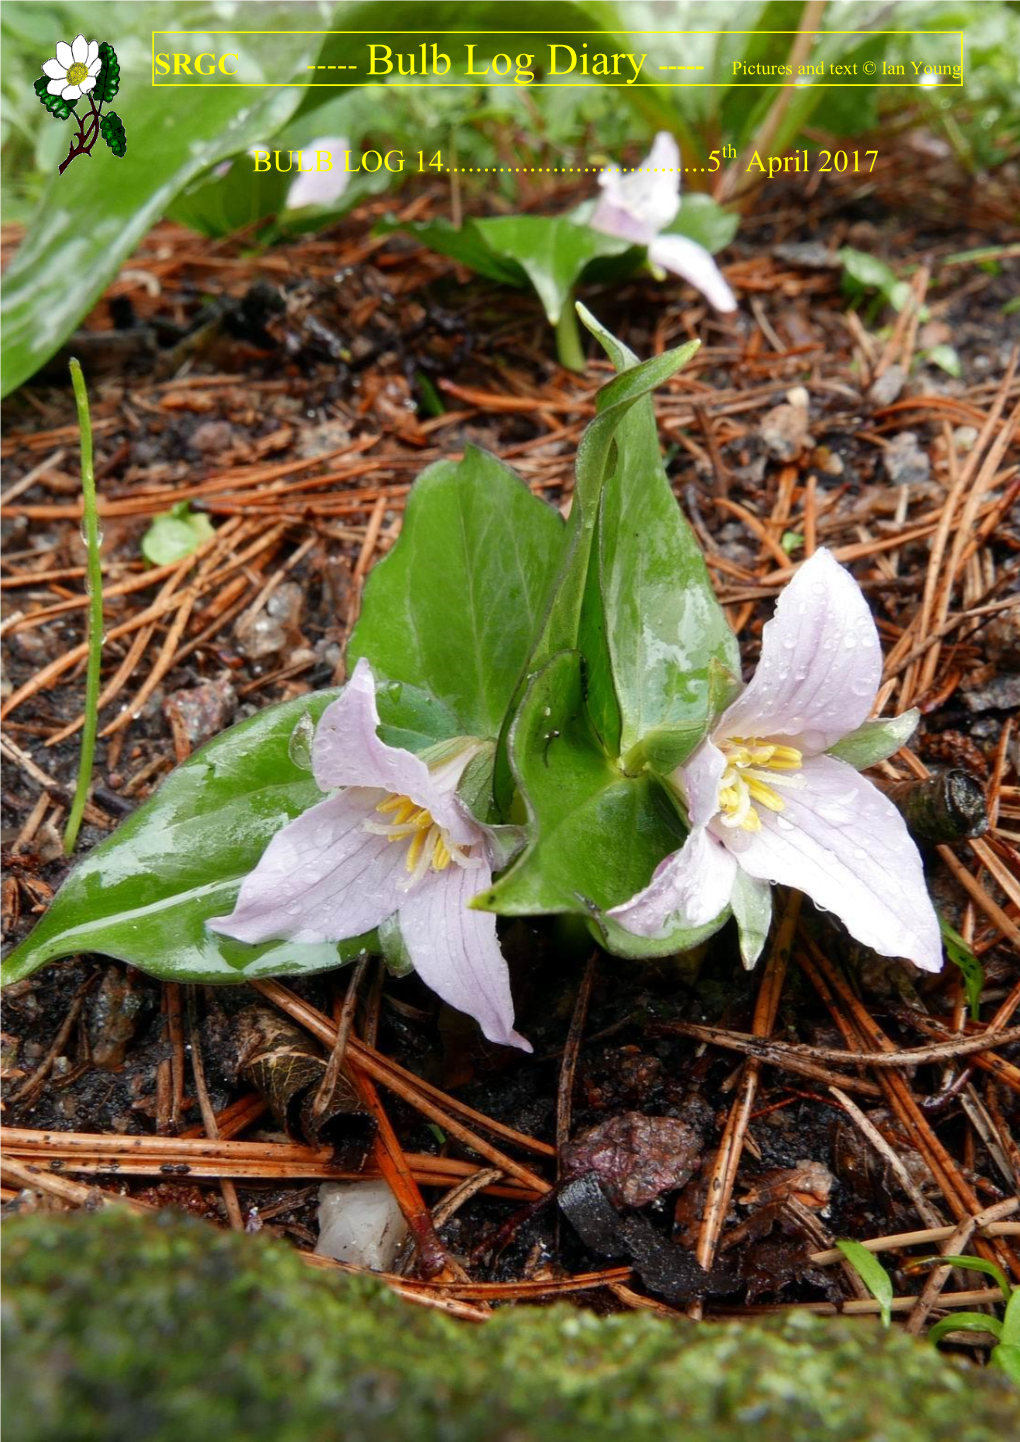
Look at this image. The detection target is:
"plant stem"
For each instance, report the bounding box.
[64,359,103,854]
[555,302,585,372]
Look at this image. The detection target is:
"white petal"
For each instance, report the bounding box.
[86,39,99,67]
[313,658,477,846]
[47,78,66,95]
[678,738,727,828]
[608,827,736,936]
[717,549,882,754]
[79,76,96,93]
[400,859,531,1050]
[55,41,73,68]
[594,131,680,243]
[88,57,102,75]
[208,788,408,945]
[730,870,772,969]
[646,235,737,313]
[723,754,942,971]
[61,84,81,100]
[43,58,66,79]
[285,138,351,211]
[71,34,89,64]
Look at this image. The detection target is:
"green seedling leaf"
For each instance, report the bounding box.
[33,74,77,121]
[910,1255,1011,1302]
[577,305,739,762]
[927,1313,1003,1347]
[477,649,727,959]
[1003,1288,1020,1345]
[993,1344,1020,1385]
[95,41,120,104]
[826,710,919,770]
[835,1240,893,1328]
[939,917,984,1018]
[141,502,215,566]
[99,111,126,158]
[349,444,565,742]
[925,344,962,378]
[0,687,445,987]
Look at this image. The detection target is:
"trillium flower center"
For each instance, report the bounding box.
[363,794,475,891]
[716,736,804,833]
[66,61,89,84]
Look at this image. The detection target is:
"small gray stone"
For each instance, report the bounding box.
[883,431,930,486]
[868,365,905,407]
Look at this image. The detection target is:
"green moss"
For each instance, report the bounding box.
[3,1209,1016,1442]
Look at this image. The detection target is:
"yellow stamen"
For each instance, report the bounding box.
[369,791,472,882]
[717,736,803,831]
[405,827,426,872]
[745,777,786,812]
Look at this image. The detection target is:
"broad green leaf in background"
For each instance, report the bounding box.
[348,444,566,741]
[1,3,325,396]
[0,683,451,987]
[578,305,739,768]
[835,1240,894,1328]
[477,650,727,957]
[141,502,214,566]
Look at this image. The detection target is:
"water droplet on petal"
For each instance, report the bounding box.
[288,713,316,771]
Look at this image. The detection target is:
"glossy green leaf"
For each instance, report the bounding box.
[2,7,320,396]
[477,650,726,958]
[141,502,215,566]
[348,444,565,741]
[911,1255,1011,1302]
[992,1344,1020,1385]
[0,689,429,986]
[835,1241,893,1328]
[578,304,739,763]
[939,917,984,1018]
[1003,1288,1020,1344]
[827,710,919,770]
[731,870,772,970]
[928,1313,1003,1347]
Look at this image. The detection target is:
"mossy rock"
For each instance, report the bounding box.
[2,1208,1015,1442]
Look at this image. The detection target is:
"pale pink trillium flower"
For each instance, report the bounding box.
[42,34,102,101]
[609,549,942,972]
[590,131,737,313]
[209,658,529,1051]
[285,137,352,211]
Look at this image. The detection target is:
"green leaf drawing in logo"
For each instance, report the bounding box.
[33,74,77,121]
[95,41,121,103]
[100,111,127,158]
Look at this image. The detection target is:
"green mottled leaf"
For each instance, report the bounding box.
[835,1240,893,1328]
[0,691,387,986]
[33,74,77,121]
[141,502,214,566]
[95,41,120,104]
[348,445,565,741]
[99,111,126,158]
[827,710,918,770]
[477,649,726,959]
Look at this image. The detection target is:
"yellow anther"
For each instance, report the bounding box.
[745,777,786,812]
[432,834,451,871]
[743,808,762,832]
[405,827,426,872]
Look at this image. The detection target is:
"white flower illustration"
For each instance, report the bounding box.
[42,34,101,101]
